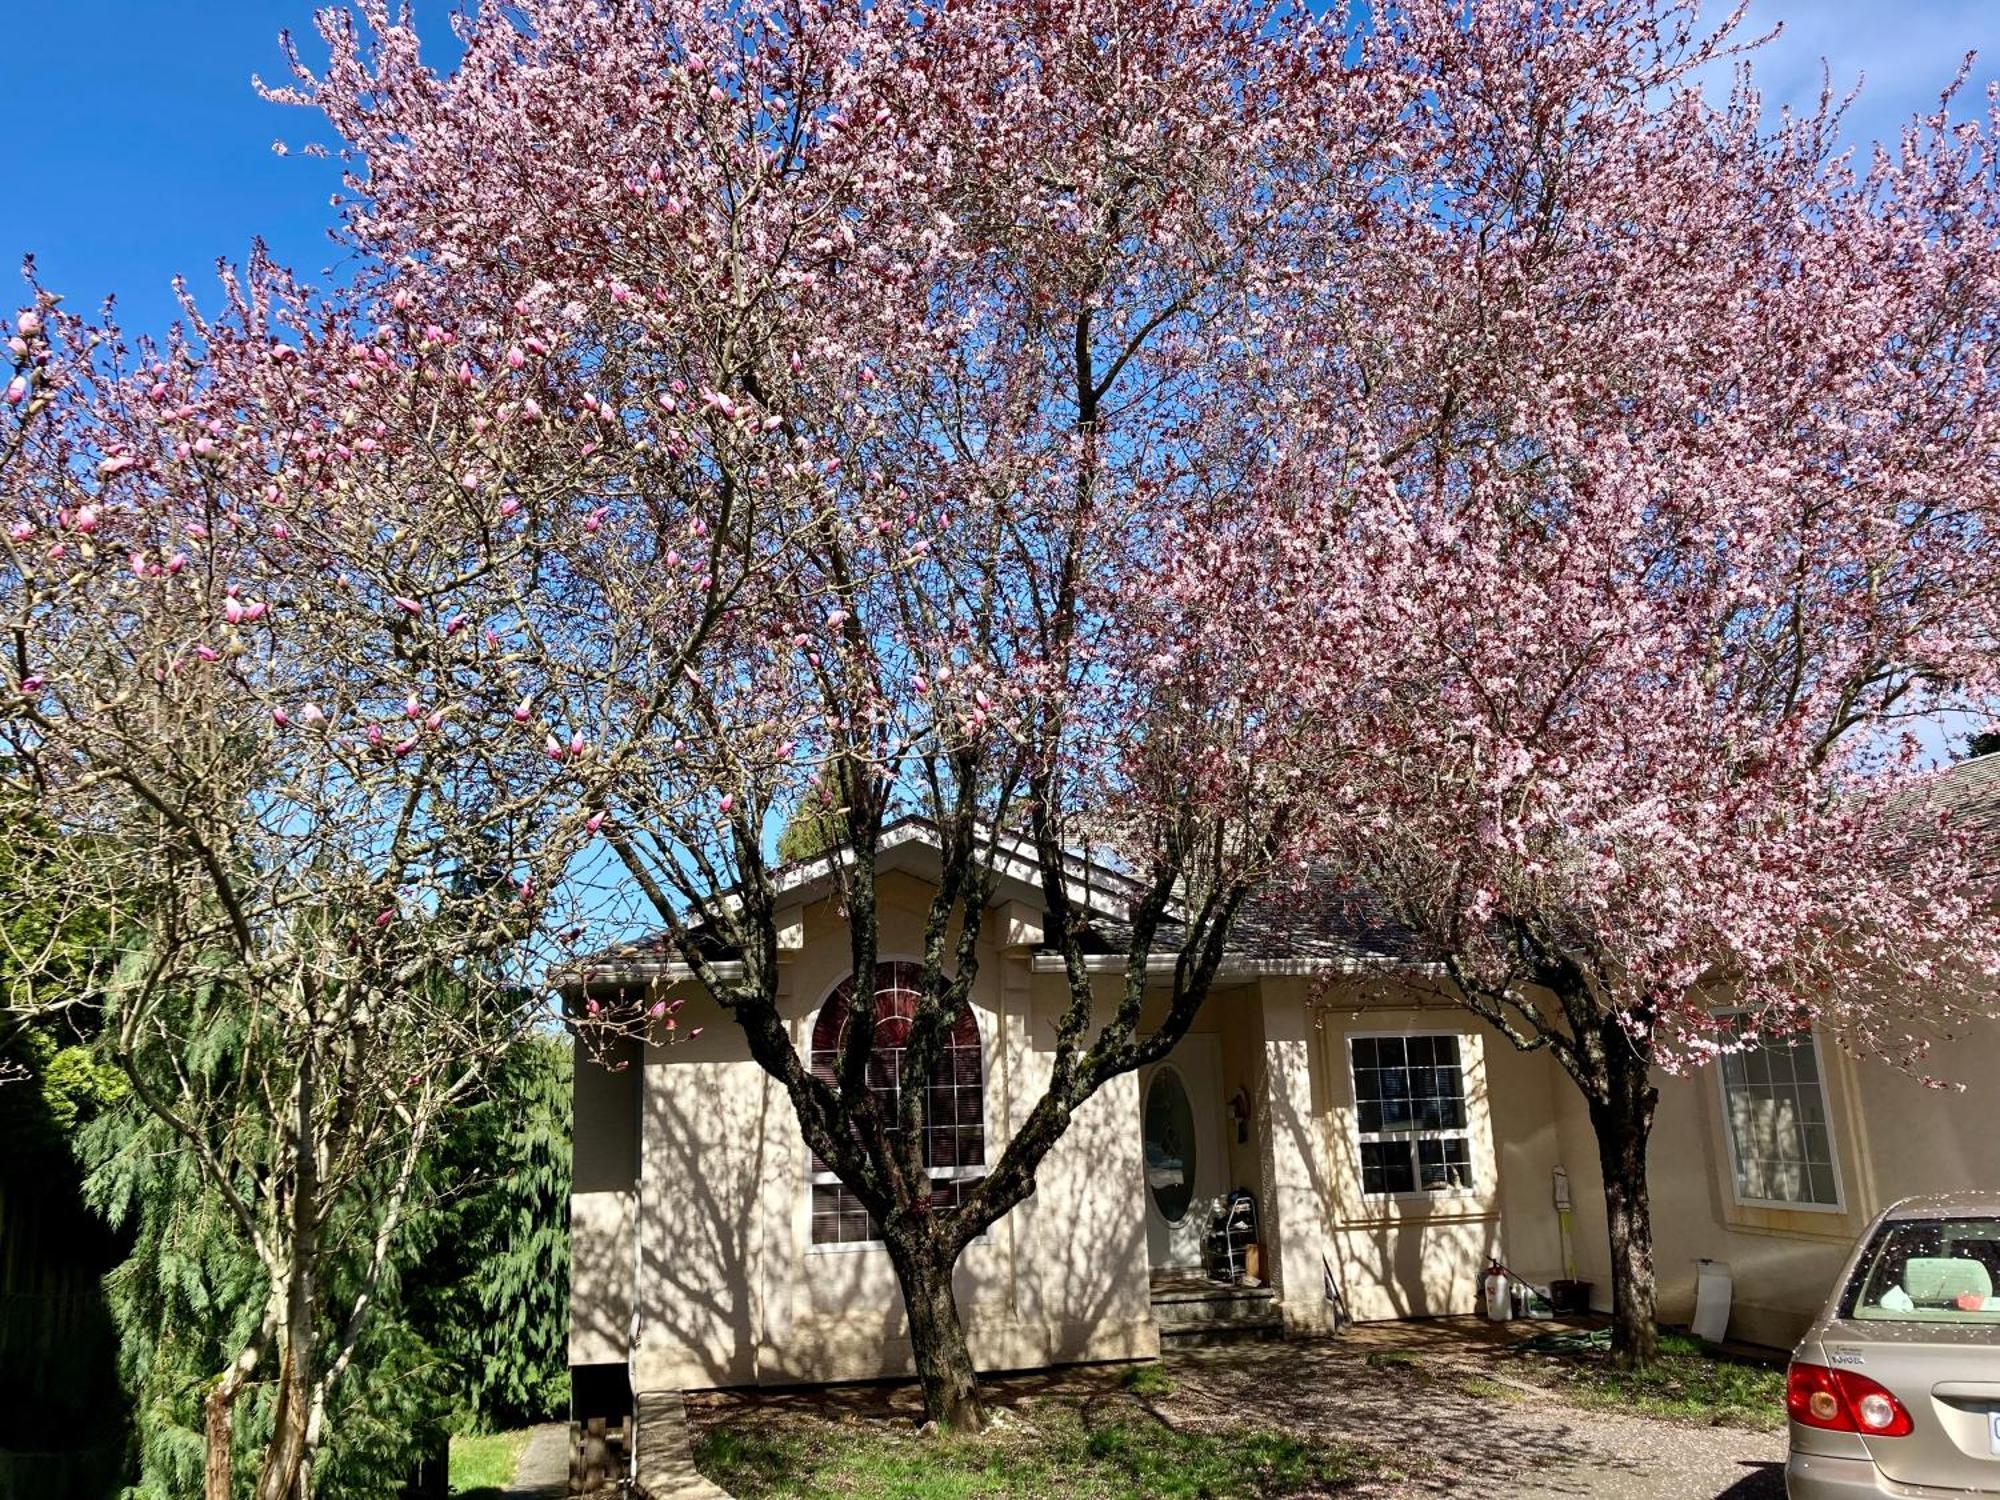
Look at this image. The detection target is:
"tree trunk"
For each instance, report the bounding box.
[255,1325,314,1500]
[203,1380,238,1500]
[1585,1042,1660,1370]
[884,1230,985,1434]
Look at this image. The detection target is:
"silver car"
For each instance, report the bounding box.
[1787,1191,2000,1497]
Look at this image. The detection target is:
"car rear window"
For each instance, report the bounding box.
[1845,1217,2000,1324]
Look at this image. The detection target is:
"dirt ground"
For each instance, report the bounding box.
[686,1318,1788,1499]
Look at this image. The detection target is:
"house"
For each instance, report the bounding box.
[565,755,2000,1423]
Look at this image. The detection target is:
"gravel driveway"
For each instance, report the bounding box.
[1154,1325,1785,1500]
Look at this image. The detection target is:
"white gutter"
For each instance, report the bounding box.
[1027,953,1441,981]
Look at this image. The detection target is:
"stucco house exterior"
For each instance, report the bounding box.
[564,754,2000,1425]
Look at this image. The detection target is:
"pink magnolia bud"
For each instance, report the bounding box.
[166,553,187,574]
[195,645,220,662]
[586,811,605,833]
[394,596,422,615]
[445,614,468,637]
[546,736,566,760]
[299,703,326,727]
[825,609,849,629]
[521,398,543,420]
[499,496,521,517]
[406,694,422,719]
[569,731,588,757]
[507,345,526,370]
[271,707,291,727]
[72,506,99,534]
[5,376,27,405]
[7,521,31,542]
[15,311,40,336]
[649,1000,667,1018]
[392,736,417,757]
[99,453,136,477]
[718,793,736,814]
[224,598,245,625]
[375,908,396,927]
[513,698,533,723]
[240,601,266,623]
[367,724,385,747]
[19,674,45,693]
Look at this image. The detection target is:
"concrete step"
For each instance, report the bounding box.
[1151,1289,1278,1330]
[1159,1315,1286,1347]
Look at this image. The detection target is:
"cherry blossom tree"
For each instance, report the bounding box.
[0,264,703,1495]
[277,0,1411,1430]
[1175,0,2000,1365]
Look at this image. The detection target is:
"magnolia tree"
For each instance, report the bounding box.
[1175,3,2000,1364]
[0,265,710,1495]
[275,0,1416,1430]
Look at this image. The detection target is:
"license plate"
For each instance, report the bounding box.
[1991,1411,2000,1456]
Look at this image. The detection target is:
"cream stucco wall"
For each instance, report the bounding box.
[571,871,2000,1385]
[1550,1011,2000,1351]
[597,872,1157,1392]
[1304,979,1578,1322]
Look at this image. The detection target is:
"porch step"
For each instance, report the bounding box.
[1159,1316,1285,1347]
[1151,1273,1284,1345]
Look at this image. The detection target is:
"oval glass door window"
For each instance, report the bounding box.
[1143,1067,1197,1224]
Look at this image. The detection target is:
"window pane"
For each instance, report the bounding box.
[1720,1026,1838,1206]
[1359,1141,1415,1195]
[809,964,986,1238]
[1418,1137,1474,1190]
[812,1182,882,1245]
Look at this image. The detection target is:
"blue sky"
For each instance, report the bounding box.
[2,1,1996,336]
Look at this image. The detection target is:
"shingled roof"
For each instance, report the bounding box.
[575,753,1999,989]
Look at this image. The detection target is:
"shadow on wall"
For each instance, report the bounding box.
[626,1011,1157,1386]
[1009,1066,1151,1364]
[1331,1051,1500,1322]
[636,1032,774,1389]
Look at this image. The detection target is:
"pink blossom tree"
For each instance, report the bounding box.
[1172,1,2000,1365]
[277,0,1412,1430]
[0,263,714,1495]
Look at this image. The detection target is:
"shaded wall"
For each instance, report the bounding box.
[1553,1008,2000,1350]
[619,873,1156,1391]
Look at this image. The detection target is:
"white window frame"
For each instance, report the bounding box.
[1347,1029,1478,1201]
[804,962,990,1254]
[1713,1015,1846,1215]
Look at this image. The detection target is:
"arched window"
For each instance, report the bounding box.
[807,961,985,1246]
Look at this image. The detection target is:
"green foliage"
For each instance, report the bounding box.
[1118,1364,1174,1398]
[775,780,848,865]
[79,1024,573,1497]
[446,1428,531,1496]
[1501,1329,1786,1431]
[411,1035,573,1431]
[695,1395,1379,1499]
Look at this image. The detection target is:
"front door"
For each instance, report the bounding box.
[1140,1036,1227,1270]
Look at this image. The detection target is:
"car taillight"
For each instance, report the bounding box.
[1786,1363,1915,1437]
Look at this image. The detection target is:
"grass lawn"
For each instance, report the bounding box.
[695,1388,1381,1499]
[1498,1329,1787,1431]
[448,1427,531,1498]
